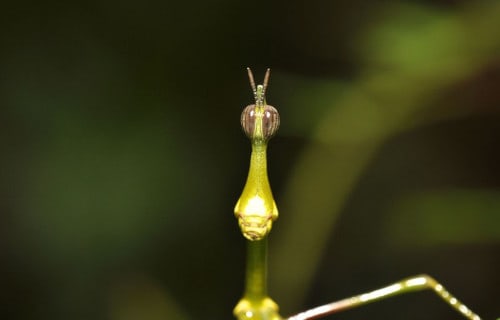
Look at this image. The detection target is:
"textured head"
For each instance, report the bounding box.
[241,104,280,142]
[241,68,280,142]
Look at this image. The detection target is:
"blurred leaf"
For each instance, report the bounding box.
[270,1,500,313]
[384,189,500,247]
[108,274,189,320]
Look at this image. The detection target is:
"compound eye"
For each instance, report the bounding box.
[241,105,257,139]
[240,105,280,141]
[262,105,280,139]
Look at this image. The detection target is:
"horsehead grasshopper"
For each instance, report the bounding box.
[233,68,483,320]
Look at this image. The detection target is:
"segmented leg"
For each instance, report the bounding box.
[287,274,481,320]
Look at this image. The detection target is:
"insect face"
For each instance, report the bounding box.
[241,104,280,142]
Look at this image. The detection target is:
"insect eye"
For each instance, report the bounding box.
[241,105,256,139]
[262,105,280,139]
[241,105,280,141]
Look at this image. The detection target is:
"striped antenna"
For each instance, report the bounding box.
[262,68,271,95]
[247,67,257,98]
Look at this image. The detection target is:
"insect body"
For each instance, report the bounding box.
[232,68,485,320]
[234,68,280,241]
[233,69,484,320]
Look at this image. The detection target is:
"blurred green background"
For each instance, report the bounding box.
[1,1,499,319]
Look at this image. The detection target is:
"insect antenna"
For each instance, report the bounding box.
[246,67,257,100]
[262,68,271,96]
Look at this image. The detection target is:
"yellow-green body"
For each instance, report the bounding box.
[234,70,279,242]
[233,239,281,320]
[233,69,282,320]
[234,139,278,241]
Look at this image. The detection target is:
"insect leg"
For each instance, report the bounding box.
[287,274,481,320]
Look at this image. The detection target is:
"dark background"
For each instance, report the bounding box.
[1,1,499,319]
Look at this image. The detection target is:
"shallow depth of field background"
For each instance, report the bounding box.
[1,1,499,319]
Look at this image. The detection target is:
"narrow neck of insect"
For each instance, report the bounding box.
[248,138,268,182]
[243,135,270,301]
[244,237,269,300]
